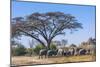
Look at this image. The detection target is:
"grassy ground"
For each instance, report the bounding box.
[11,55,96,66]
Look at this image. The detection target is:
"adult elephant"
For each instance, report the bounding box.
[63,50,67,56]
[79,49,87,55]
[74,48,82,56]
[39,49,58,59]
[47,49,58,57]
[68,48,75,56]
[57,49,64,56]
[39,49,48,59]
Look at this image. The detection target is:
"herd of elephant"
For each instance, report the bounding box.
[39,48,92,59]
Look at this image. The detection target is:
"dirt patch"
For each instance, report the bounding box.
[11,55,96,66]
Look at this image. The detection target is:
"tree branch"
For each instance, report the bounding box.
[17,28,46,47]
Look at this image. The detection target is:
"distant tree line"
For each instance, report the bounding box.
[12,37,95,56]
[12,42,57,56]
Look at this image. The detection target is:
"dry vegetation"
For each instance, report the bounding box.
[11,55,96,66]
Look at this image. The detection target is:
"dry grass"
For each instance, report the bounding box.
[11,55,96,66]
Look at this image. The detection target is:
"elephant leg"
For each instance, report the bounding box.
[48,55,50,58]
[45,55,46,58]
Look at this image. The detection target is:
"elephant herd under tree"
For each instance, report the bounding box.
[39,47,92,59]
[11,12,94,59]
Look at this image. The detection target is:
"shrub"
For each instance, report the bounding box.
[33,44,45,55]
[12,44,26,56]
[50,44,57,50]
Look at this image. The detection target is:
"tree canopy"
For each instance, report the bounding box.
[11,12,83,49]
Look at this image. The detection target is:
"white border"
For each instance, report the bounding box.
[0,0,99,67]
[0,0,10,67]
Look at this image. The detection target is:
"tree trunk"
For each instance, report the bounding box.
[47,43,50,50]
[47,40,52,50]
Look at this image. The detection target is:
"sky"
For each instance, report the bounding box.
[12,1,96,48]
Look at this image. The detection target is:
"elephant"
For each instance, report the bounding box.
[62,49,71,56]
[63,50,70,56]
[66,51,71,56]
[39,49,58,59]
[47,49,58,57]
[57,48,75,56]
[73,48,87,56]
[74,48,82,56]
[39,49,48,59]
[57,49,64,56]
[79,49,87,55]
[68,48,75,56]
[63,50,67,56]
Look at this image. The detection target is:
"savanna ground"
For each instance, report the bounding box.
[11,55,96,66]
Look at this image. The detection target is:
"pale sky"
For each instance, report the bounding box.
[12,1,96,48]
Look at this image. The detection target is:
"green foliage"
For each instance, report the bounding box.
[50,44,57,50]
[26,48,34,56]
[12,44,26,56]
[33,44,45,55]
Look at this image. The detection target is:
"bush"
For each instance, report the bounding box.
[33,44,45,55]
[50,44,57,50]
[12,44,26,56]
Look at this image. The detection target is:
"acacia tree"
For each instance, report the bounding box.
[11,12,82,49]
